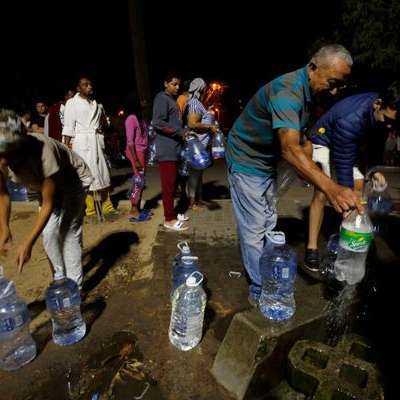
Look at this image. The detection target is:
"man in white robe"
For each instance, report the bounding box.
[62,77,117,216]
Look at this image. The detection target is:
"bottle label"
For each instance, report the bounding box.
[0,314,26,333]
[340,227,373,252]
[63,298,71,308]
[281,267,289,279]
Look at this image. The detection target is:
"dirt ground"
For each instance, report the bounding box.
[1,200,160,331]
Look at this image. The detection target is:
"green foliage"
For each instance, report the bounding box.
[315,0,400,74]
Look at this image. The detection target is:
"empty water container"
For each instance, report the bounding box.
[186,135,211,170]
[0,267,36,371]
[211,129,225,159]
[45,274,86,346]
[172,256,200,296]
[259,232,297,321]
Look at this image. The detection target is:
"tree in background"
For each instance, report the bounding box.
[312,0,400,86]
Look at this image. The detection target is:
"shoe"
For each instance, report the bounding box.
[177,213,190,221]
[163,220,189,232]
[301,249,324,281]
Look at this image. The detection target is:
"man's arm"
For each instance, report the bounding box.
[279,128,362,213]
[0,161,12,252]
[62,100,75,147]
[17,177,56,272]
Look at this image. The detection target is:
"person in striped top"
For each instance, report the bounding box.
[186,78,219,210]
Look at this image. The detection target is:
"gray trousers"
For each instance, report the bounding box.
[42,191,86,287]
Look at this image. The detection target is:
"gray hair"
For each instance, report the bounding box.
[0,109,24,153]
[311,44,353,68]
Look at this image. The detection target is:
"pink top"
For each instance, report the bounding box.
[125,114,148,152]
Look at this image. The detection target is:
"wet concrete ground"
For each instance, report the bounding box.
[1,160,399,399]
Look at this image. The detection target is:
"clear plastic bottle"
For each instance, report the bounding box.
[146,123,157,166]
[211,128,225,159]
[276,162,299,197]
[334,210,374,285]
[0,267,36,371]
[45,274,86,346]
[259,232,297,321]
[186,135,211,170]
[169,272,206,351]
[367,183,393,216]
[179,146,190,177]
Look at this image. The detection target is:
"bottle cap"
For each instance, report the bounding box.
[186,276,197,287]
[186,271,204,287]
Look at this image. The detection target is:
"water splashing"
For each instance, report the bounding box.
[325,284,357,346]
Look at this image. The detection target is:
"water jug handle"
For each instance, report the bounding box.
[0,281,13,299]
[177,241,190,253]
[265,231,286,245]
[188,270,203,286]
[181,256,199,263]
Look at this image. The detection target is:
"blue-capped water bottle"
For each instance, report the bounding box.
[0,266,36,371]
[172,255,200,297]
[259,232,297,321]
[45,273,86,346]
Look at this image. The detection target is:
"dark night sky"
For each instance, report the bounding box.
[1,1,342,112]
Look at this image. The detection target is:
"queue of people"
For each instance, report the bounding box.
[0,44,399,311]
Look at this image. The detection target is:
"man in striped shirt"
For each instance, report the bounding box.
[226,45,363,306]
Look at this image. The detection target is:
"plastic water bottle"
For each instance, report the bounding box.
[186,135,211,170]
[276,162,299,197]
[211,129,225,159]
[334,210,373,285]
[259,232,297,321]
[132,171,145,190]
[179,146,190,177]
[320,234,340,278]
[147,124,157,166]
[169,272,206,351]
[367,186,393,216]
[172,256,200,296]
[45,274,86,346]
[173,241,192,267]
[0,267,36,371]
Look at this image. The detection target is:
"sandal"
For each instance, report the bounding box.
[163,220,189,231]
[128,211,151,223]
